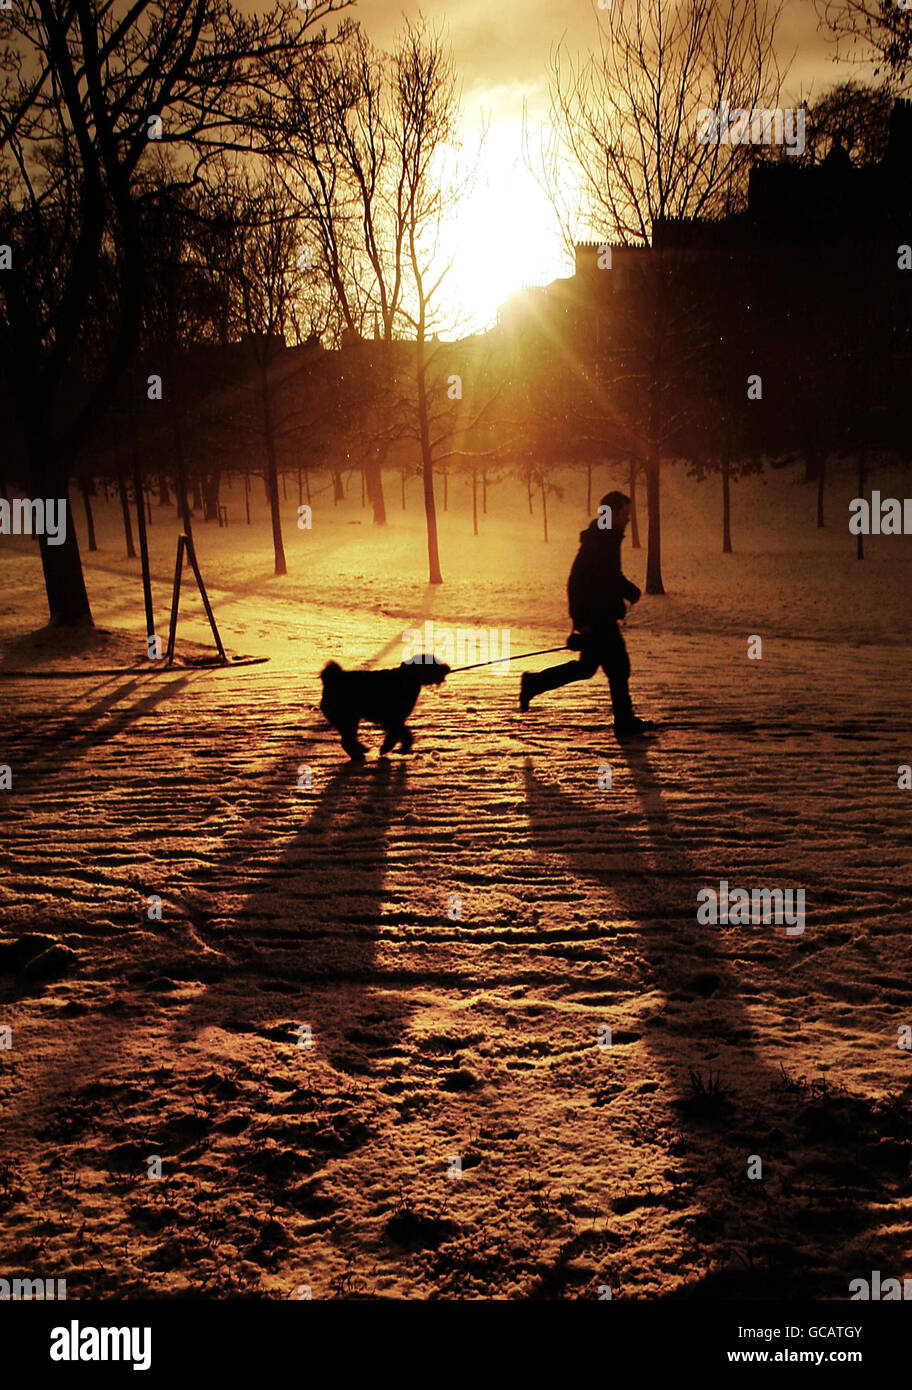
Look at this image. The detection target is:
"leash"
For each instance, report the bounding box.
[447,645,568,674]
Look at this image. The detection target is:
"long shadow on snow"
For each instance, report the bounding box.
[522,747,900,1299]
[171,757,414,1072]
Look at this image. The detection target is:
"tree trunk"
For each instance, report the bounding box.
[117,462,136,558]
[415,336,442,584]
[332,470,344,504]
[539,473,549,542]
[366,448,387,525]
[645,314,666,592]
[80,478,98,552]
[175,450,193,539]
[131,452,155,647]
[628,460,641,549]
[171,398,193,539]
[244,471,251,525]
[158,471,171,507]
[421,449,442,583]
[856,452,866,561]
[202,473,221,522]
[722,458,732,554]
[645,456,664,594]
[527,473,533,515]
[261,369,287,576]
[817,456,826,528]
[30,434,93,625]
[192,475,203,513]
[38,486,94,625]
[482,467,488,514]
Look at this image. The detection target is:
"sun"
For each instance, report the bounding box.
[437,122,569,333]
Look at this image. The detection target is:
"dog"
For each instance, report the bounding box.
[319,657,450,760]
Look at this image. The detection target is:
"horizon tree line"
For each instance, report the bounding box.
[1,0,908,629]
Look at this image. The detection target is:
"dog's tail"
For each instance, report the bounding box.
[320,660,344,686]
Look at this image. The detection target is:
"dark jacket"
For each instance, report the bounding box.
[567,521,641,628]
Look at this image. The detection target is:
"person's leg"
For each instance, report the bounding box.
[597,623,636,729]
[531,653,599,694]
[520,646,599,710]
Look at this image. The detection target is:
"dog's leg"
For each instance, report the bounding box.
[380,723,412,755]
[338,721,367,761]
[379,725,399,756]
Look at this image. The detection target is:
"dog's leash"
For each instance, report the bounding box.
[447,645,569,675]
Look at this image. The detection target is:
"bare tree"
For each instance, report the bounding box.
[796,80,893,164]
[209,165,316,576]
[817,0,912,85]
[0,0,347,625]
[392,22,462,584]
[272,20,467,582]
[135,168,236,539]
[542,0,784,593]
[267,25,402,527]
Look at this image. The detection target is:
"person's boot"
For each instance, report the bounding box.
[613,716,656,743]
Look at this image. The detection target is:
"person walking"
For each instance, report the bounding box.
[519,490,655,743]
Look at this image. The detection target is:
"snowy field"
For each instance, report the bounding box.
[1,462,912,1299]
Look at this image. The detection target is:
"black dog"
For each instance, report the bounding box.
[320,657,450,760]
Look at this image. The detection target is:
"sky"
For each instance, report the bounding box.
[274,0,863,329]
[361,0,837,117]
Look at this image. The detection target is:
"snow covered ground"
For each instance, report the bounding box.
[1,462,911,1299]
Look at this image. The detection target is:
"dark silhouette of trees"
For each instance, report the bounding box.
[799,81,893,165]
[0,0,347,625]
[817,0,912,86]
[544,0,784,594]
[269,19,466,583]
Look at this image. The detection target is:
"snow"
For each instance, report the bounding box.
[1,461,911,1298]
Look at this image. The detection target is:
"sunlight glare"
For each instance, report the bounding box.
[437,122,569,333]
